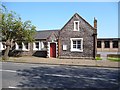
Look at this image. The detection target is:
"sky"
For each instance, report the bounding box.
[2,2,118,38]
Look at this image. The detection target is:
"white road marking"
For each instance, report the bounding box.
[8,86,17,88]
[45,74,71,78]
[44,74,116,81]
[0,69,17,73]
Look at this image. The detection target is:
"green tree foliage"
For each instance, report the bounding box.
[0,4,36,60]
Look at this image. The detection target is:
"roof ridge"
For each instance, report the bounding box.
[61,13,95,31]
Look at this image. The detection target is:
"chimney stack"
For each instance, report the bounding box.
[94,17,97,29]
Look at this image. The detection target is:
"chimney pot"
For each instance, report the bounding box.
[94,17,97,29]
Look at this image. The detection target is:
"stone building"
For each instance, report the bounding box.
[1,13,97,59]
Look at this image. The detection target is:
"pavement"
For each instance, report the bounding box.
[1,62,120,89]
[97,51,120,61]
[1,56,120,68]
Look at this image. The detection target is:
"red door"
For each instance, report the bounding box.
[50,43,56,58]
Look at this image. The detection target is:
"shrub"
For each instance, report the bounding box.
[2,56,9,61]
[96,54,101,57]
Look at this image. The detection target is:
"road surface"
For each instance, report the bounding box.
[0,62,120,89]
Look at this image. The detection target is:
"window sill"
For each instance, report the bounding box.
[23,49,30,51]
[71,49,83,52]
[33,49,47,51]
[73,30,79,31]
[33,49,39,51]
[15,49,30,51]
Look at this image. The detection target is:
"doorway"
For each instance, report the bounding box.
[50,43,56,58]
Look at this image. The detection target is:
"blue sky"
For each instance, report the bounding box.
[2,2,118,38]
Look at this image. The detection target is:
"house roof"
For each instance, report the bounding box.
[34,13,96,40]
[34,29,60,39]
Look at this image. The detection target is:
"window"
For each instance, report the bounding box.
[2,42,6,49]
[70,38,83,52]
[33,41,47,50]
[35,42,39,49]
[63,45,67,50]
[33,42,40,50]
[0,42,6,50]
[113,41,118,48]
[97,41,101,48]
[18,42,22,49]
[24,42,29,49]
[42,42,47,49]
[74,21,79,31]
[104,41,110,48]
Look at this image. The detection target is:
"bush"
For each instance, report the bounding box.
[96,54,101,57]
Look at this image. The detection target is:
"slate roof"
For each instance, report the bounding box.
[34,29,60,39]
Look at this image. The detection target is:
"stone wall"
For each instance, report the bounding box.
[59,14,96,59]
[2,42,47,57]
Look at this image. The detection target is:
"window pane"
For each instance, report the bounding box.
[104,41,110,48]
[77,41,81,44]
[73,41,76,44]
[24,42,28,49]
[97,41,101,48]
[43,42,47,48]
[77,45,81,49]
[73,45,76,48]
[113,41,118,48]
[2,43,5,48]
[18,42,22,49]
[75,22,78,30]
[35,42,39,49]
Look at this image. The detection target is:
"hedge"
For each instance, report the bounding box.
[107,54,120,58]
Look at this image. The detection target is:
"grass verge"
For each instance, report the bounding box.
[95,57,102,60]
[107,57,120,62]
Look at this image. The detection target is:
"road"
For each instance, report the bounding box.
[0,62,120,89]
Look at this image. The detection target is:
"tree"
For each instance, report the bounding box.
[0,4,36,60]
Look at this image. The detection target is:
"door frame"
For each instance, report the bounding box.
[48,42,57,58]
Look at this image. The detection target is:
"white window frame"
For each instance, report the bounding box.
[15,42,22,50]
[41,41,47,50]
[63,45,67,50]
[22,42,30,51]
[74,21,79,31]
[15,42,30,51]
[0,42,2,50]
[33,41,47,51]
[70,38,83,52]
[15,42,19,50]
[33,41,40,50]
[0,42,6,50]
